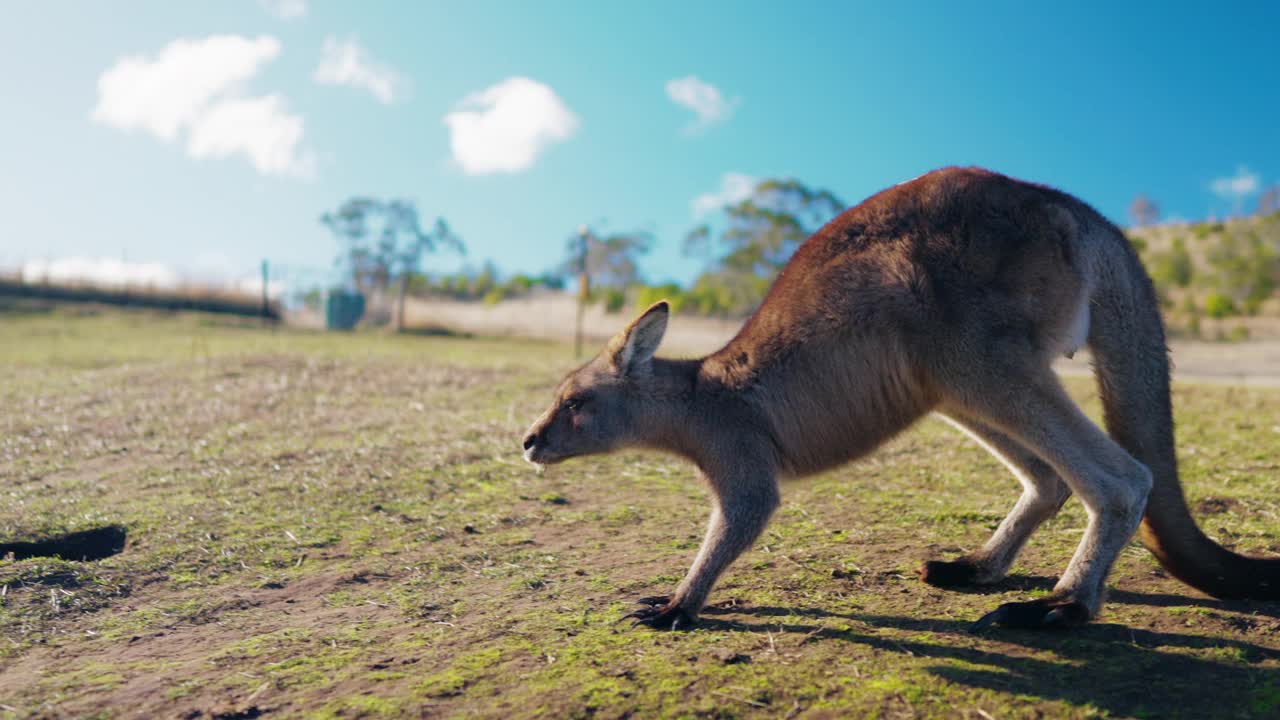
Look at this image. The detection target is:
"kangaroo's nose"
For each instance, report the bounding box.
[522,433,538,451]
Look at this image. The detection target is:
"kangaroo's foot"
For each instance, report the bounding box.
[633,595,670,607]
[622,598,696,630]
[968,595,1092,632]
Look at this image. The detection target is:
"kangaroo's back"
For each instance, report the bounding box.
[706,167,1093,475]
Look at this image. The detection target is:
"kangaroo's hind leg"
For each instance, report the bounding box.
[920,413,1072,588]
[942,367,1152,629]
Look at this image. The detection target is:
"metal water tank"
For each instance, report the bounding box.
[325,290,365,330]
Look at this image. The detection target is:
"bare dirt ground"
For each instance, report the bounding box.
[2,307,1279,719]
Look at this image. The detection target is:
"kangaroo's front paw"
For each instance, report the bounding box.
[622,601,696,631]
[969,597,1092,632]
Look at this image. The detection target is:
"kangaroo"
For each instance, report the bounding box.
[521,166,1280,630]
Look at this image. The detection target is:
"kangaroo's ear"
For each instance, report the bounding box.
[607,301,669,374]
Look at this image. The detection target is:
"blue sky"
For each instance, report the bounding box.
[1,1,1277,289]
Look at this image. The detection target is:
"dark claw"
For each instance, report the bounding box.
[967,607,1006,633]
[621,602,695,631]
[634,595,670,607]
[968,598,1091,633]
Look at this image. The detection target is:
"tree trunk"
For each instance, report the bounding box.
[397,274,408,333]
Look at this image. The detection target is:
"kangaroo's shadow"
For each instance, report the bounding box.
[928,572,1280,620]
[0,525,128,561]
[696,599,1280,719]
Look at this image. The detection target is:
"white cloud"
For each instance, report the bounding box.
[692,172,758,218]
[260,0,307,20]
[442,77,578,175]
[92,35,280,141]
[1210,165,1261,201]
[188,95,314,178]
[666,75,736,134]
[91,35,313,178]
[313,36,406,104]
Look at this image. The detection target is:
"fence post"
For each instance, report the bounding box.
[261,259,270,325]
[575,226,589,359]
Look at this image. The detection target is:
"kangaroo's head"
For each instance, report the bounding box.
[522,301,669,465]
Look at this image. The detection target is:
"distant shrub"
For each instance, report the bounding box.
[1187,314,1201,338]
[482,288,506,306]
[686,272,771,317]
[1206,228,1277,314]
[470,268,497,298]
[1227,325,1251,342]
[634,283,688,314]
[1203,292,1236,319]
[601,288,626,313]
[507,274,534,293]
[1149,237,1194,289]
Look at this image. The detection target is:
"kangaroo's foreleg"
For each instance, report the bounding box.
[921,413,1072,587]
[626,464,779,630]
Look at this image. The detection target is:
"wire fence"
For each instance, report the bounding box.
[0,255,345,320]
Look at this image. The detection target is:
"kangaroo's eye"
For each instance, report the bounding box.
[563,397,585,412]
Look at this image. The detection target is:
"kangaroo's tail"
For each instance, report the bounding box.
[1084,218,1280,599]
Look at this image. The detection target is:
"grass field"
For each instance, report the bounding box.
[2,307,1280,719]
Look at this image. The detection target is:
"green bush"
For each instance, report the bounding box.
[506,275,534,293]
[1203,292,1235,319]
[685,272,771,317]
[1205,228,1277,314]
[634,283,687,314]
[1149,237,1194,289]
[482,288,506,306]
[601,288,626,313]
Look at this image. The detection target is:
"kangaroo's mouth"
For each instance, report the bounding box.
[523,444,562,466]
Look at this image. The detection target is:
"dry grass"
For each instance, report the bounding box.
[2,307,1279,719]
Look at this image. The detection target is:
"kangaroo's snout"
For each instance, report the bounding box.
[522,421,550,463]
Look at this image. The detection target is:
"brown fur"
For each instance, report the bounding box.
[523,166,1280,630]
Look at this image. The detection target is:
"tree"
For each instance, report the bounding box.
[1259,185,1280,216]
[684,178,843,314]
[320,198,464,330]
[562,227,653,290]
[321,197,384,294]
[1129,194,1160,227]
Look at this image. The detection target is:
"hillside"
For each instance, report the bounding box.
[1127,212,1280,339]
